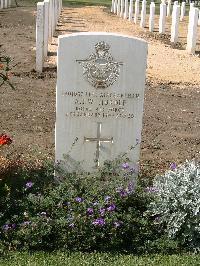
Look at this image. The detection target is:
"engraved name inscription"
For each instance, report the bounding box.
[64,90,140,119]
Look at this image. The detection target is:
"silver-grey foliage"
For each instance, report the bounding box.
[149,160,200,249]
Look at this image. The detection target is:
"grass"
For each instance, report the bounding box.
[62,0,111,7]
[1,252,200,266]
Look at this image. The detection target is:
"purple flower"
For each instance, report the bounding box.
[92,218,105,227]
[75,197,83,203]
[2,224,10,231]
[26,181,33,189]
[129,163,139,174]
[122,163,129,169]
[114,221,123,228]
[170,162,177,170]
[87,208,94,216]
[127,181,135,194]
[145,186,159,193]
[99,207,106,216]
[3,223,16,231]
[104,196,111,202]
[69,223,75,228]
[119,189,128,198]
[107,203,116,212]
[11,223,16,229]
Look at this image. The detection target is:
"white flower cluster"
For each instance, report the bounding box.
[149,160,200,248]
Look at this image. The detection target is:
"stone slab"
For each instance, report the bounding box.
[56,32,147,171]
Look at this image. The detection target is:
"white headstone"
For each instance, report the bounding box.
[128,0,133,21]
[58,0,62,16]
[48,0,53,40]
[149,2,155,32]
[140,0,146,28]
[186,7,198,54]
[124,0,129,19]
[56,32,148,172]
[167,0,171,17]
[111,0,115,12]
[51,0,55,35]
[52,0,56,33]
[113,0,117,13]
[55,0,58,27]
[58,0,61,16]
[189,2,195,18]
[36,2,44,72]
[113,0,116,13]
[54,0,57,30]
[51,0,54,36]
[180,1,186,21]
[120,0,124,17]
[170,4,180,43]
[58,0,60,14]
[117,0,121,16]
[0,0,3,9]
[159,3,166,34]
[44,0,49,57]
[190,2,195,10]
[134,0,140,24]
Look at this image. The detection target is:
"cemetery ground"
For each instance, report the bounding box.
[0,0,200,175]
[0,0,200,264]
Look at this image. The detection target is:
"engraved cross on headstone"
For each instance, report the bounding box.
[84,122,113,167]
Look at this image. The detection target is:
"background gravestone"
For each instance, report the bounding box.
[56,32,147,171]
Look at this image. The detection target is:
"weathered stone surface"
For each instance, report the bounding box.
[56,33,147,171]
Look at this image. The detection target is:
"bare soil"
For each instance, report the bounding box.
[0,5,200,175]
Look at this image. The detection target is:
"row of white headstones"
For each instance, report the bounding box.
[0,0,11,9]
[111,0,200,54]
[36,0,62,72]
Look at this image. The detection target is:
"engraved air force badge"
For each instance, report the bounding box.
[77,41,123,89]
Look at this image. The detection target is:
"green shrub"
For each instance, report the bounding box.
[0,157,173,253]
[0,159,55,235]
[0,55,14,89]
[148,160,200,250]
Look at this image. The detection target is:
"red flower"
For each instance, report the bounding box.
[0,134,12,146]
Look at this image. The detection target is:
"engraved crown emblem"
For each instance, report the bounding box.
[95,41,109,51]
[77,41,123,89]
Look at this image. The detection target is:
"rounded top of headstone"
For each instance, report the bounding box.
[58,32,147,45]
